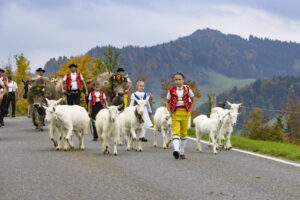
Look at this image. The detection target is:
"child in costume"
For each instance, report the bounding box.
[88,84,107,141]
[129,81,152,142]
[166,72,196,159]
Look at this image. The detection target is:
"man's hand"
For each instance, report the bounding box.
[85,91,89,96]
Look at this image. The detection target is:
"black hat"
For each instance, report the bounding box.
[0,68,5,73]
[117,67,125,72]
[36,68,45,72]
[69,64,78,68]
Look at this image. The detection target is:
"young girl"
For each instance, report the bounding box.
[166,72,195,159]
[88,84,107,141]
[129,81,152,142]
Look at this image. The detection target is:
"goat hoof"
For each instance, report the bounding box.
[64,148,67,151]
[114,152,117,156]
[56,147,60,151]
[153,144,157,148]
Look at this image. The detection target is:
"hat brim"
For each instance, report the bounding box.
[69,65,78,68]
[36,70,45,72]
[0,69,5,73]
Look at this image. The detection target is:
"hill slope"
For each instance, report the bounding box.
[44,28,300,105]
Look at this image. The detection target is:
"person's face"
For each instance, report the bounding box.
[94,86,100,91]
[0,71,3,77]
[37,71,44,76]
[173,75,184,87]
[70,67,76,73]
[137,82,145,92]
[118,71,124,75]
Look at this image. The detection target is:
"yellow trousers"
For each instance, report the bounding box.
[124,93,129,108]
[171,108,191,138]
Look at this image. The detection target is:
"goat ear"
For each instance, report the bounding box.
[239,103,243,106]
[145,95,150,102]
[45,98,49,103]
[118,104,123,109]
[43,105,48,110]
[226,101,232,106]
[56,98,63,105]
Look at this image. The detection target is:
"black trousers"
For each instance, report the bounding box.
[0,95,7,123]
[66,90,81,105]
[7,92,16,116]
[91,102,104,139]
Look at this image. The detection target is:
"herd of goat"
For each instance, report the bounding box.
[42,97,241,156]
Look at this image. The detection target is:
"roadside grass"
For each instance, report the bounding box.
[188,128,300,163]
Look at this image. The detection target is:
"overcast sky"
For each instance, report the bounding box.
[1,0,300,72]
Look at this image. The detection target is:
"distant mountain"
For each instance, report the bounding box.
[198,76,300,130]
[44,28,300,105]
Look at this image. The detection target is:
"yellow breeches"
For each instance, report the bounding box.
[171,108,191,138]
[124,93,129,108]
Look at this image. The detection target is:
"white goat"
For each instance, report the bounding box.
[193,111,229,154]
[95,105,121,155]
[122,96,150,152]
[211,101,241,150]
[44,99,90,151]
[153,107,172,149]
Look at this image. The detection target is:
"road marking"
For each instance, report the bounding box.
[186,136,300,168]
[146,128,300,168]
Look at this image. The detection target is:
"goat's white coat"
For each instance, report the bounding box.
[153,107,172,149]
[95,106,120,155]
[44,99,89,151]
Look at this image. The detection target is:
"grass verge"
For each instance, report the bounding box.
[188,128,300,163]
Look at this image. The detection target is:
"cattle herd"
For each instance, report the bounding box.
[23,73,241,156]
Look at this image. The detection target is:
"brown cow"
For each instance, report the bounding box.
[26,76,67,131]
[86,72,131,109]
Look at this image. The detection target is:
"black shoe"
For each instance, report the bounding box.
[0,122,4,126]
[173,151,179,159]
[140,137,148,142]
[179,154,186,159]
[93,138,98,141]
[12,115,15,118]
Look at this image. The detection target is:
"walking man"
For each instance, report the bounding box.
[61,64,88,105]
[6,76,18,117]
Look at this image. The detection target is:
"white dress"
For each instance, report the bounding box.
[129,91,153,129]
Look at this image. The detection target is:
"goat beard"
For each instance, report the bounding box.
[134,109,144,123]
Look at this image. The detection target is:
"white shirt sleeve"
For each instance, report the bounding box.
[15,82,18,89]
[146,100,152,113]
[166,91,171,100]
[129,93,135,107]
[88,93,92,101]
[103,93,106,100]
[80,74,84,81]
[63,75,67,81]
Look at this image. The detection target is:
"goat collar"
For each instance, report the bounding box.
[134,108,144,123]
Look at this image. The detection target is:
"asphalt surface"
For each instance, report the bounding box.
[0,117,300,200]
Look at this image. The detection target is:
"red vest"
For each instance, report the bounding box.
[90,91,105,106]
[169,86,191,112]
[66,73,82,90]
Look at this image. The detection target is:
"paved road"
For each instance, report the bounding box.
[0,117,300,200]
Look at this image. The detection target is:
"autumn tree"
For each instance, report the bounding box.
[280,93,300,144]
[103,45,121,72]
[57,54,95,80]
[243,108,285,142]
[14,53,31,115]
